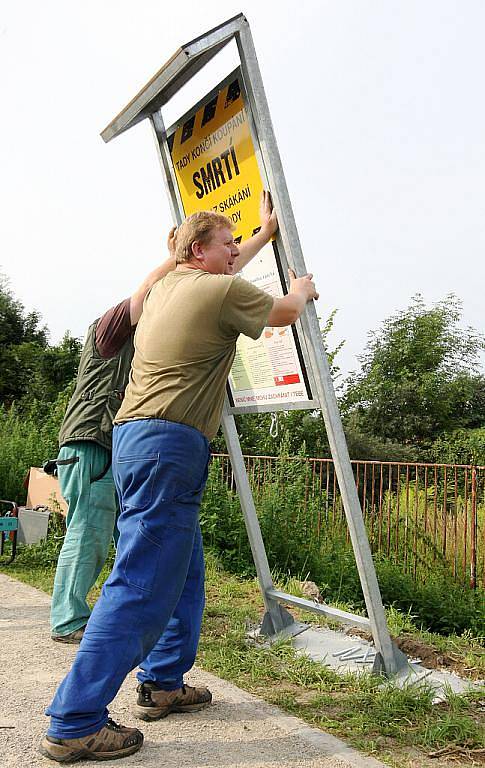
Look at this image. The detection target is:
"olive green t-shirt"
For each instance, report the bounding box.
[115,267,273,440]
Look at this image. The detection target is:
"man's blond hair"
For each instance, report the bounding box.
[175,211,235,265]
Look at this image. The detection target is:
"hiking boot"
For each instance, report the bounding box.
[51,627,85,645]
[38,718,143,762]
[134,681,212,721]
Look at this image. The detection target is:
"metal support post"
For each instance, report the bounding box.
[150,112,184,226]
[236,21,409,676]
[101,12,411,677]
[221,409,305,638]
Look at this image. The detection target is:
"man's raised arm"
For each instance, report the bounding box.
[267,269,319,327]
[129,226,177,325]
[232,190,278,272]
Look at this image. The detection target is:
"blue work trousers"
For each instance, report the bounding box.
[46,419,210,739]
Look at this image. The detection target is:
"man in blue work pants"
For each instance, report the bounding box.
[41,200,316,763]
[45,420,210,748]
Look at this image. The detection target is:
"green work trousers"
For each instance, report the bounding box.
[50,442,118,637]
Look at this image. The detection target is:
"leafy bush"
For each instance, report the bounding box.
[343,416,422,462]
[0,384,72,502]
[200,455,484,636]
[430,427,485,466]
[375,559,484,636]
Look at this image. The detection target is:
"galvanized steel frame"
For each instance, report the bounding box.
[102,13,409,676]
[154,66,318,416]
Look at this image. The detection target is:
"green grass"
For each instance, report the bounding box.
[2,540,484,768]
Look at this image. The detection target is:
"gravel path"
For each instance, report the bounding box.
[0,573,386,768]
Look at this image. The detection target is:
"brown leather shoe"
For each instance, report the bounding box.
[134,681,212,721]
[51,627,85,644]
[38,718,143,762]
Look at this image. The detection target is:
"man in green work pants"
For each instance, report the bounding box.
[50,231,177,642]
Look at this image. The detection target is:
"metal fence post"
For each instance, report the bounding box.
[470,466,477,589]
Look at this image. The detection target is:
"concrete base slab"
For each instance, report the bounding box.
[292,625,482,703]
[248,620,309,644]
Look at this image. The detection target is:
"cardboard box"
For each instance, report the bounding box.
[25,467,68,517]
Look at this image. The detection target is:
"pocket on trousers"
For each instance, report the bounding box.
[115,454,158,512]
[124,521,162,593]
[167,477,208,531]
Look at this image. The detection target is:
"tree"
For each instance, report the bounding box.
[0,274,48,349]
[342,294,485,445]
[31,332,82,403]
[0,274,81,407]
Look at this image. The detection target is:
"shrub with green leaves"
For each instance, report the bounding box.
[200,454,484,636]
[430,427,485,466]
[0,384,72,502]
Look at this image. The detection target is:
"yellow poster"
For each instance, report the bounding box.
[167,70,311,410]
[168,74,262,240]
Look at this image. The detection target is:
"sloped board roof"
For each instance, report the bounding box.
[101,13,247,143]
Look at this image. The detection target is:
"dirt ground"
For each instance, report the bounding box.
[347,627,482,679]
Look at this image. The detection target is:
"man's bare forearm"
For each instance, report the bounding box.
[234,226,274,272]
[233,190,278,272]
[267,294,306,327]
[129,254,176,325]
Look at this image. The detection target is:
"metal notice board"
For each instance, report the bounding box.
[165,68,316,414]
[101,13,410,677]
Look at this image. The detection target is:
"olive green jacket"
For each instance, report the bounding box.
[59,320,134,451]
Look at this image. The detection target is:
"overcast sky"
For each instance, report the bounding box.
[2,1,484,378]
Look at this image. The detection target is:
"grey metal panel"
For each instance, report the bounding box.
[226,399,318,416]
[102,41,234,143]
[108,43,233,142]
[101,49,188,144]
[101,14,247,144]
